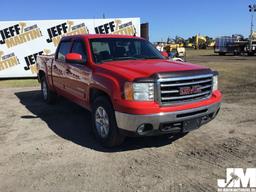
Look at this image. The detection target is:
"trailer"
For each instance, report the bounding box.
[215,35,256,56]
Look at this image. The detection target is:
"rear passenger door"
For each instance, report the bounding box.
[52,40,72,92]
[65,40,92,106]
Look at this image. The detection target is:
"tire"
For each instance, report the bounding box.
[41,76,56,104]
[92,96,125,147]
[219,52,226,56]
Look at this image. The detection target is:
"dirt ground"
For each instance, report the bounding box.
[0,50,255,192]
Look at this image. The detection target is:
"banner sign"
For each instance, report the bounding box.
[0,18,140,78]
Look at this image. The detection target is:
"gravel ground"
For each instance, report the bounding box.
[0,51,255,192]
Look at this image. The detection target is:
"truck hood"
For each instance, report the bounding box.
[98,59,209,81]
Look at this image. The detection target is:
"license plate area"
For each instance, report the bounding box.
[183,117,202,132]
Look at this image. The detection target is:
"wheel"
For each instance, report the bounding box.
[219,52,226,56]
[248,52,255,56]
[92,96,125,147]
[41,76,56,104]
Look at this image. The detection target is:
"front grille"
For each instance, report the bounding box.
[158,74,213,105]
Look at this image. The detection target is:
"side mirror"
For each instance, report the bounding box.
[65,53,85,64]
[161,51,169,58]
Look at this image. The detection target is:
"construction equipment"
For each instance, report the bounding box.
[165,37,184,50]
[195,34,207,49]
[185,34,214,49]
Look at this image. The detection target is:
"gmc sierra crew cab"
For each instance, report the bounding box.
[37,34,222,147]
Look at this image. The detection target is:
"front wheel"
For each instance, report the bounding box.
[92,96,125,147]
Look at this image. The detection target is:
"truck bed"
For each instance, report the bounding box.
[36,54,55,80]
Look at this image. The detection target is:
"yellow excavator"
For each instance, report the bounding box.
[195,34,207,49]
[187,34,215,49]
[165,37,184,49]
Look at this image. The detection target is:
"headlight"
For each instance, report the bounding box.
[212,75,218,91]
[124,82,154,101]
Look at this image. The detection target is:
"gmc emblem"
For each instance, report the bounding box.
[179,85,202,95]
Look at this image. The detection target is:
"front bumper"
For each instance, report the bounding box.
[115,102,221,136]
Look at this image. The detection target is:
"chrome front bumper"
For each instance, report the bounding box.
[115,102,221,135]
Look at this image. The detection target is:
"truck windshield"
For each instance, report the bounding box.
[90,38,164,63]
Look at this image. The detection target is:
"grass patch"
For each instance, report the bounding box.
[186,49,215,57]
[0,79,39,88]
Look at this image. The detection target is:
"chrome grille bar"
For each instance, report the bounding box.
[161,91,211,101]
[161,90,180,94]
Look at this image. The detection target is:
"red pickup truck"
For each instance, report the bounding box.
[37,34,222,147]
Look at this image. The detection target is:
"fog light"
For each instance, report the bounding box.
[137,124,153,135]
[137,124,145,134]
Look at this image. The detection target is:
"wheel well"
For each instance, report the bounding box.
[38,70,45,81]
[89,88,111,105]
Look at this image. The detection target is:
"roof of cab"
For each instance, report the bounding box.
[61,34,143,41]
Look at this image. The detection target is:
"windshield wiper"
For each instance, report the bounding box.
[96,59,113,64]
[140,56,161,59]
[112,57,140,61]
[98,57,139,63]
[133,55,161,60]
[97,56,160,63]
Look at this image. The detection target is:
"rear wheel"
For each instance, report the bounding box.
[41,76,56,104]
[92,96,125,147]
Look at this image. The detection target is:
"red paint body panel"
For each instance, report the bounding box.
[113,90,222,115]
[95,59,208,81]
[37,34,222,115]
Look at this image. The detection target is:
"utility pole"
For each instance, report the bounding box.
[248,4,256,53]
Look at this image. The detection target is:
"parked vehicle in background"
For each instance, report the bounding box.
[177,47,186,57]
[37,34,222,147]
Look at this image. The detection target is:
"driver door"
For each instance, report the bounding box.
[65,40,92,106]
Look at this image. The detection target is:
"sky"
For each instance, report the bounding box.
[0,0,255,42]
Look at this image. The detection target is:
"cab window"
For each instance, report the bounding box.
[57,41,72,61]
[71,41,87,62]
